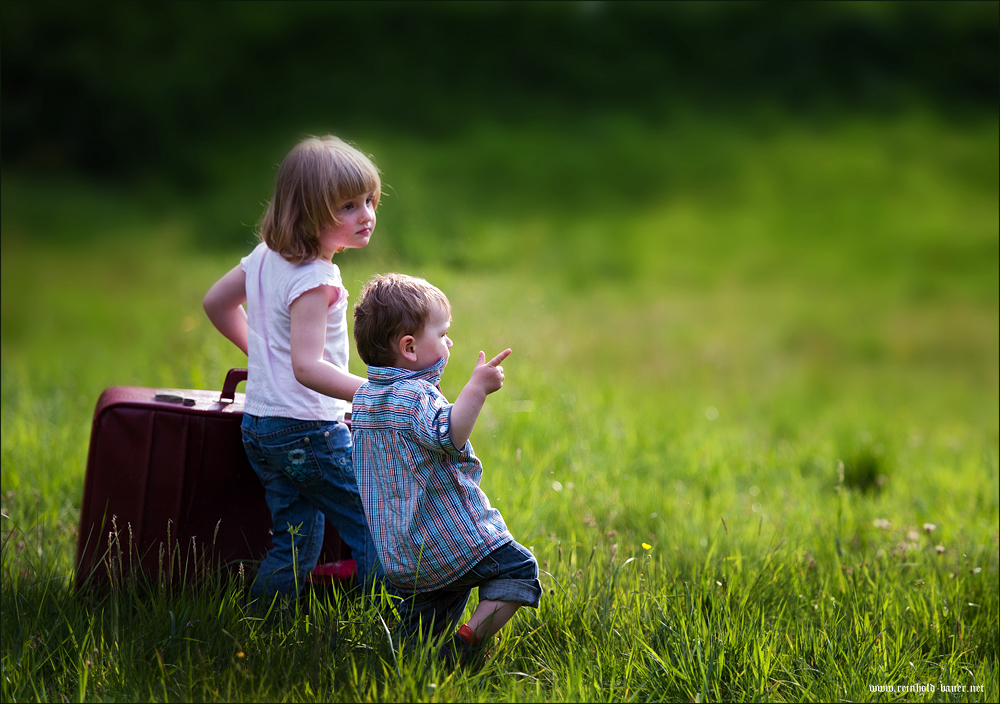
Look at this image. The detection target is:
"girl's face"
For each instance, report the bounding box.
[318,190,377,260]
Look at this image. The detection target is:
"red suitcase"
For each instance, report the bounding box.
[75,369,350,590]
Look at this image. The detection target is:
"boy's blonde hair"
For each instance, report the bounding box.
[354,273,451,368]
[260,135,381,264]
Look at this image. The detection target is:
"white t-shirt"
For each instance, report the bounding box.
[240,242,351,421]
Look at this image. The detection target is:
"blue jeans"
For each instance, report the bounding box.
[396,540,541,641]
[241,414,384,602]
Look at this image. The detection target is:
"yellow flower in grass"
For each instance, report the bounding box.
[642,542,652,550]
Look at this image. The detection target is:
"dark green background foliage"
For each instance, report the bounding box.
[3,0,998,267]
[2,1,997,180]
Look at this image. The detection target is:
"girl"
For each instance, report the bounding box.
[203,135,384,603]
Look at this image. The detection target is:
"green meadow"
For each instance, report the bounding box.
[2,112,998,701]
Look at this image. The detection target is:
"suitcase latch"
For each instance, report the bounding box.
[154,392,196,406]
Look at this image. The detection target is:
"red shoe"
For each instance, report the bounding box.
[307,559,357,585]
[439,625,493,670]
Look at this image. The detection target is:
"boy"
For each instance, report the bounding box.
[351,273,541,666]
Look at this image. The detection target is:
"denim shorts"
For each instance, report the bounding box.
[396,540,541,640]
[241,414,383,601]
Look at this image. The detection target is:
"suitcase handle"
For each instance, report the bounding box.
[220,368,248,403]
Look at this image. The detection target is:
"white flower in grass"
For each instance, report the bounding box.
[923,523,937,534]
[935,545,946,555]
[873,518,891,530]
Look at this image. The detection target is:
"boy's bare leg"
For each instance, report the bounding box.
[464,599,522,644]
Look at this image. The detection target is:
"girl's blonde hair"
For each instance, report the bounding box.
[259,135,382,264]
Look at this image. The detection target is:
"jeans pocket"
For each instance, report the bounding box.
[260,434,323,487]
[323,421,351,450]
[241,435,271,483]
[467,553,501,581]
[322,423,353,474]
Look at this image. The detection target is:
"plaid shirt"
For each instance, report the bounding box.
[351,357,513,591]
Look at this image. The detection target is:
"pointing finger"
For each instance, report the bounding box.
[486,348,512,367]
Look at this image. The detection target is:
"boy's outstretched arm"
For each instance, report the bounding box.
[203,264,249,355]
[450,348,511,449]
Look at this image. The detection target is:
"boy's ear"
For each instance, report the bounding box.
[398,334,417,363]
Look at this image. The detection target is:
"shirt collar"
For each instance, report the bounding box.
[366,356,447,387]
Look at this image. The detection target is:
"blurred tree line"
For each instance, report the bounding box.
[2,0,997,184]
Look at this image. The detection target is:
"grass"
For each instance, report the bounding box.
[2,110,998,701]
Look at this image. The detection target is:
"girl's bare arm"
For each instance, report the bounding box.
[289,286,365,402]
[203,265,249,355]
